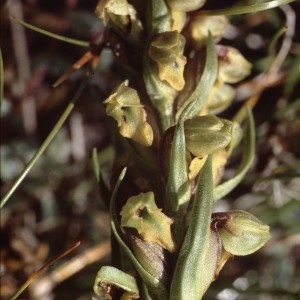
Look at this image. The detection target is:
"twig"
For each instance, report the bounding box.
[30,241,111,299]
[9,241,81,300]
[233,4,296,124]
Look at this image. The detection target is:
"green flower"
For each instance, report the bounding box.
[184,115,233,157]
[120,192,175,252]
[104,81,153,146]
[149,31,186,91]
[217,46,252,83]
[212,210,271,256]
[188,16,229,49]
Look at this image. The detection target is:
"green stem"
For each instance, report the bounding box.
[0,78,88,209]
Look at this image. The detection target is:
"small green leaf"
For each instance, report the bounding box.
[213,108,255,201]
[171,156,216,299]
[94,266,139,298]
[120,192,175,252]
[165,121,190,212]
[216,210,271,256]
[177,33,218,122]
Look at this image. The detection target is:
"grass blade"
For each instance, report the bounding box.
[9,242,81,300]
[0,77,89,209]
[0,48,3,104]
[198,0,295,16]
[213,108,255,201]
[11,16,90,47]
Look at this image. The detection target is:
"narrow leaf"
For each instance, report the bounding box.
[170,156,215,299]
[165,121,190,212]
[1,77,89,209]
[0,48,3,104]
[11,16,90,47]
[213,108,255,201]
[92,148,100,183]
[178,33,217,122]
[199,0,295,16]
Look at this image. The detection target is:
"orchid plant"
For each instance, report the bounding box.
[91,0,283,299]
[2,0,295,299]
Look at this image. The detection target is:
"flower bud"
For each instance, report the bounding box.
[166,0,207,12]
[95,0,142,35]
[211,119,242,184]
[206,84,235,115]
[217,46,252,83]
[188,16,229,49]
[184,115,232,157]
[213,210,271,256]
[149,31,186,91]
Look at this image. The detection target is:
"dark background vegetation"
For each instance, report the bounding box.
[1,0,300,299]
